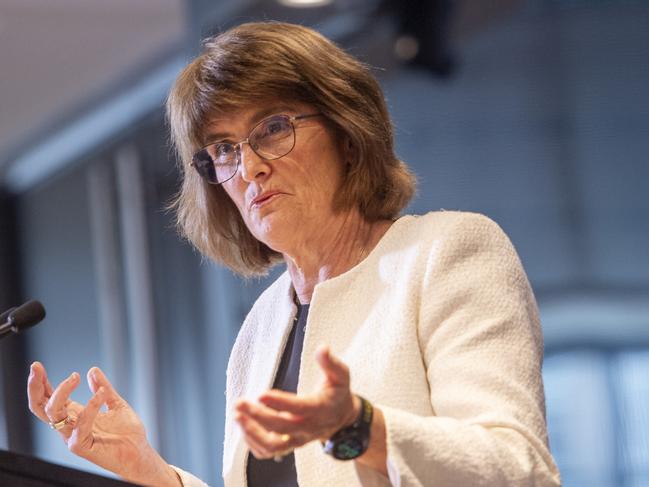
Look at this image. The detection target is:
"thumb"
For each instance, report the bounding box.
[316,345,349,388]
[87,367,124,409]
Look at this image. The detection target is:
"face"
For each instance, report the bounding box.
[202,102,347,252]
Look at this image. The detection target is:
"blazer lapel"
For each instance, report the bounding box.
[224,272,297,486]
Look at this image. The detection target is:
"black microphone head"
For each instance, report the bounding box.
[9,300,46,332]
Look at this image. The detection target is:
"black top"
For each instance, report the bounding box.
[246,303,310,487]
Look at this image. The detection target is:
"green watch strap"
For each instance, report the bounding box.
[323,395,373,460]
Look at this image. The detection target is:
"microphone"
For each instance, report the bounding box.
[0,307,16,325]
[0,300,46,339]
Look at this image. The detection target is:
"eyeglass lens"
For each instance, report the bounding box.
[193,115,296,184]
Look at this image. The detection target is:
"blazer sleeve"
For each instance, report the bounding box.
[379,213,561,487]
[171,465,211,487]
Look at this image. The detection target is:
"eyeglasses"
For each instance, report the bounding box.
[191,113,322,185]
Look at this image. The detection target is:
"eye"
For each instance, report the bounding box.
[193,150,211,168]
[208,143,236,160]
[255,116,291,140]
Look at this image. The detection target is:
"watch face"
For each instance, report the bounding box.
[334,436,364,460]
[324,397,373,461]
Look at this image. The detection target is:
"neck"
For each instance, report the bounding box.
[284,210,392,304]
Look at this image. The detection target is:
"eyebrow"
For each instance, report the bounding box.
[202,104,296,145]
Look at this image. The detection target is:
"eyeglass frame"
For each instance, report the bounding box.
[191,112,323,185]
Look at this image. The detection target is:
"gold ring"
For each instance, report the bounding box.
[49,415,71,431]
[281,434,291,444]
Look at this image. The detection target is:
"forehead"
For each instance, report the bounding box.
[202,101,313,142]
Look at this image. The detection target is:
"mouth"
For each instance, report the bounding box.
[250,191,284,209]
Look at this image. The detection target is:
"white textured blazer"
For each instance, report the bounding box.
[174,211,561,487]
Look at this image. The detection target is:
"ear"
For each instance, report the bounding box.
[340,135,357,166]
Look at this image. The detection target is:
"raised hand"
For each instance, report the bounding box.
[27,362,180,487]
[234,345,360,460]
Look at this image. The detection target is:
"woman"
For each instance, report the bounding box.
[27,22,560,487]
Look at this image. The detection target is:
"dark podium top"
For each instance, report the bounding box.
[0,449,138,487]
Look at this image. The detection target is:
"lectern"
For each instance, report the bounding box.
[0,449,138,486]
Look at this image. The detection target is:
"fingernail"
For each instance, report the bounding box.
[69,372,78,381]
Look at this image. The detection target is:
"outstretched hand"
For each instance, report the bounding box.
[27,362,180,487]
[234,345,360,460]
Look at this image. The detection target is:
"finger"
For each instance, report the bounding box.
[258,390,318,416]
[27,363,51,422]
[315,345,349,387]
[240,423,294,460]
[69,387,105,456]
[87,367,124,409]
[248,441,272,460]
[32,362,55,397]
[239,411,309,451]
[236,400,304,434]
[244,433,273,460]
[236,413,274,458]
[44,372,80,423]
[235,411,290,454]
[28,362,53,398]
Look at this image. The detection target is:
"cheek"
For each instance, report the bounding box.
[221,180,246,212]
[294,149,344,195]
[311,161,345,199]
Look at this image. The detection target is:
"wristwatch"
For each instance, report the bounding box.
[323,395,373,460]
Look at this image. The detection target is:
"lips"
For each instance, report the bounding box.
[250,190,284,209]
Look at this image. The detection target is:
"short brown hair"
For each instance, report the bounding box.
[167,21,416,276]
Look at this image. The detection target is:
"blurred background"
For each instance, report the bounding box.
[0,0,647,486]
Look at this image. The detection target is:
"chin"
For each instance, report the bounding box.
[252,212,300,252]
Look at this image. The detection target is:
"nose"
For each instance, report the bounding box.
[238,142,270,182]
